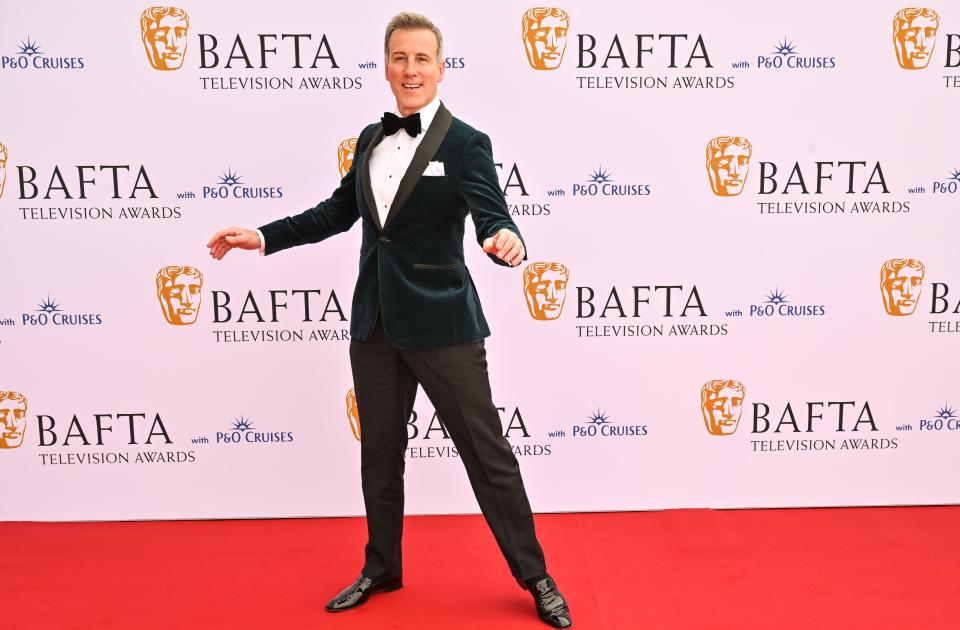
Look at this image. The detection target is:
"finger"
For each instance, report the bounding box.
[495,230,510,251]
[206,227,237,248]
[503,242,523,265]
[482,236,495,253]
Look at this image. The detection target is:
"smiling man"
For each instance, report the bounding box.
[205,12,570,628]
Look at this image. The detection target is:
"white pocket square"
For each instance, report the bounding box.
[423,161,445,176]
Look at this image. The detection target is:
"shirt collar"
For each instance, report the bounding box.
[397,95,441,134]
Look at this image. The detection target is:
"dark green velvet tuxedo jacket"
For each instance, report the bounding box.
[258,103,525,348]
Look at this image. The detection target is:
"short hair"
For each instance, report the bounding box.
[881,258,925,285]
[522,7,570,34]
[701,380,745,410]
[893,8,940,35]
[384,12,443,59]
[156,266,203,294]
[706,137,752,168]
[0,391,27,407]
[141,6,190,35]
[523,262,569,287]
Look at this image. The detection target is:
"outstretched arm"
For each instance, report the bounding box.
[207,126,371,260]
[459,131,527,267]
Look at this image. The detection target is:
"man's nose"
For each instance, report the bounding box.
[545,285,558,302]
[916,33,928,50]
[722,402,734,419]
[729,161,741,177]
[164,32,178,50]
[183,291,197,306]
[902,282,915,298]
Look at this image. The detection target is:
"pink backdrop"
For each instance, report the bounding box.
[1,0,958,521]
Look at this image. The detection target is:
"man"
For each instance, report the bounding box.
[523,262,569,320]
[521,7,570,70]
[893,7,939,70]
[156,265,203,326]
[706,136,752,197]
[700,380,746,436]
[206,12,571,628]
[140,6,190,71]
[880,258,925,316]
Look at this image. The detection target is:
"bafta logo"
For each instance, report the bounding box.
[881,258,925,316]
[893,8,940,69]
[338,138,358,178]
[523,262,569,320]
[701,380,745,436]
[141,6,190,70]
[707,137,752,197]
[156,265,203,325]
[346,388,361,442]
[0,391,28,449]
[522,7,569,70]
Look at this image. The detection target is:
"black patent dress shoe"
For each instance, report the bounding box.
[526,575,572,628]
[324,574,403,612]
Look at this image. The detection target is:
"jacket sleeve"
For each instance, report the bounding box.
[257,128,369,256]
[458,131,528,267]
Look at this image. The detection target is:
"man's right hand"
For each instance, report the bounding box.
[207,227,261,260]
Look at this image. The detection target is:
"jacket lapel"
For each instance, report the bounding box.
[359,125,385,232]
[381,102,453,232]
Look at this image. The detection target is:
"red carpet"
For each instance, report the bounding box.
[3,507,959,629]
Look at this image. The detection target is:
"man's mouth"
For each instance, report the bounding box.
[910,51,928,59]
[402,83,422,91]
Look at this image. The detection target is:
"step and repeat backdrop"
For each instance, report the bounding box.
[1,1,958,521]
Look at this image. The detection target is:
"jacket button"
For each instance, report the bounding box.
[378,236,391,243]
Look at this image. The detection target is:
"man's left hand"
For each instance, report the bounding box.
[482,229,525,267]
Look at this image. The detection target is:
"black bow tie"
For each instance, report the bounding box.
[381,112,422,138]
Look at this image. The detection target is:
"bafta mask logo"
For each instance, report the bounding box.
[523,262,569,320]
[338,138,358,178]
[893,8,940,70]
[881,258,925,316]
[346,388,361,441]
[141,6,190,71]
[701,380,745,436]
[0,391,28,449]
[156,265,203,325]
[707,137,752,197]
[0,141,7,200]
[522,7,570,70]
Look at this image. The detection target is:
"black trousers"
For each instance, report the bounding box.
[349,318,547,582]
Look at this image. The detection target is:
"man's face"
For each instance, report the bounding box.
[710,144,750,196]
[524,14,569,70]
[525,269,568,320]
[896,15,938,69]
[0,149,6,199]
[144,14,189,70]
[160,273,202,325]
[883,266,924,316]
[0,397,27,449]
[385,28,444,117]
[702,386,744,436]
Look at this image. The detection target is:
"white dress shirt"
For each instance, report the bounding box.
[257,96,441,254]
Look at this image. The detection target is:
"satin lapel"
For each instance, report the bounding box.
[381,103,453,232]
[360,125,384,232]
